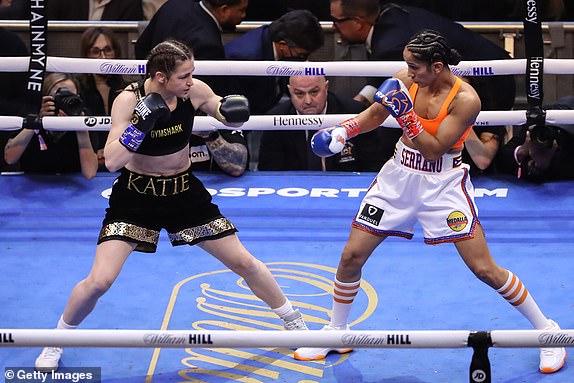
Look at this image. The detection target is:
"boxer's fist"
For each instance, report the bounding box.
[216,95,250,124]
[311,117,361,158]
[311,126,347,158]
[374,78,423,140]
[120,93,170,152]
[374,78,413,118]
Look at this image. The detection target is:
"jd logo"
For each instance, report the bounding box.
[472,369,486,382]
[84,117,112,127]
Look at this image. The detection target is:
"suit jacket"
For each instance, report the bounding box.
[135,0,231,95]
[47,0,143,20]
[368,5,515,110]
[224,26,285,114]
[258,92,401,171]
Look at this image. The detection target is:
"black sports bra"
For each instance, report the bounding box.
[130,81,196,156]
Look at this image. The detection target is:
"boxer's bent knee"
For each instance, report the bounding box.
[82,276,115,298]
[338,248,369,279]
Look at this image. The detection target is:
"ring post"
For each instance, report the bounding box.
[468,331,493,383]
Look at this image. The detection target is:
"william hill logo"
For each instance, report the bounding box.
[265,65,326,76]
[1,332,14,343]
[142,332,213,345]
[304,67,326,75]
[189,333,213,345]
[472,67,494,76]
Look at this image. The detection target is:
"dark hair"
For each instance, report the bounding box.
[79,27,122,58]
[268,9,324,52]
[43,73,80,97]
[406,29,462,66]
[146,40,193,78]
[335,0,380,19]
[203,0,244,7]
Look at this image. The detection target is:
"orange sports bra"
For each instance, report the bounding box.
[408,77,471,151]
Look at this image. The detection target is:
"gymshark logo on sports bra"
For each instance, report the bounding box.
[150,124,183,138]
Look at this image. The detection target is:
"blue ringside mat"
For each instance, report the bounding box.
[0,171,573,383]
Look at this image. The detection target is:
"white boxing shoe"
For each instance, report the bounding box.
[282,309,309,331]
[539,319,567,374]
[294,324,352,361]
[35,347,63,372]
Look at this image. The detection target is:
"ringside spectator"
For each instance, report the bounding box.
[3,73,98,179]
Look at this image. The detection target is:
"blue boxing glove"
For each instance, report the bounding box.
[311,117,361,158]
[119,93,170,152]
[374,78,423,140]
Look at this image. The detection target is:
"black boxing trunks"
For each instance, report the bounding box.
[98,167,237,252]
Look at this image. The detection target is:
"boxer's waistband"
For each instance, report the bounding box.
[119,167,192,197]
[393,140,462,174]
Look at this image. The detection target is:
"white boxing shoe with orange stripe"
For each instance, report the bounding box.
[539,319,567,373]
[293,324,353,361]
[495,272,567,373]
[294,279,358,360]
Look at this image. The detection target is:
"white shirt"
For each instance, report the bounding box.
[89,0,112,21]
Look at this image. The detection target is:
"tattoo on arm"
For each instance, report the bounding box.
[205,135,248,176]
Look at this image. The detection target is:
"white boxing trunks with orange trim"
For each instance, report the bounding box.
[352,139,479,244]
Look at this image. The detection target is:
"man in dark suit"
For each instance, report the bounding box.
[224,9,324,115]
[330,0,515,175]
[259,76,395,171]
[47,0,143,21]
[224,9,324,171]
[330,0,515,111]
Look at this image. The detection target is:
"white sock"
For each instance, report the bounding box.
[272,299,295,319]
[330,278,360,329]
[496,270,549,329]
[56,315,77,330]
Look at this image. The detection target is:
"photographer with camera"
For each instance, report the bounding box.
[496,96,574,182]
[3,73,99,179]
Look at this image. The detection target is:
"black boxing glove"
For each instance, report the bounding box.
[119,92,170,152]
[215,95,250,124]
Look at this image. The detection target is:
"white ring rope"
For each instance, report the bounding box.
[0,56,570,131]
[2,57,574,76]
[0,110,573,132]
[0,329,572,349]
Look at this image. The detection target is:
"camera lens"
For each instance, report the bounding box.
[54,87,84,116]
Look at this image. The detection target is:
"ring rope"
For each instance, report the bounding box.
[1,57,574,76]
[1,110,573,132]
[0,329,572,348]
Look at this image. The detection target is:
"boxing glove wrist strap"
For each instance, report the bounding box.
[119,124,146,152]
[397,111,424,140]
[340,117,361,139]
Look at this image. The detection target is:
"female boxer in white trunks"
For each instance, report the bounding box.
[295,29,566,374]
